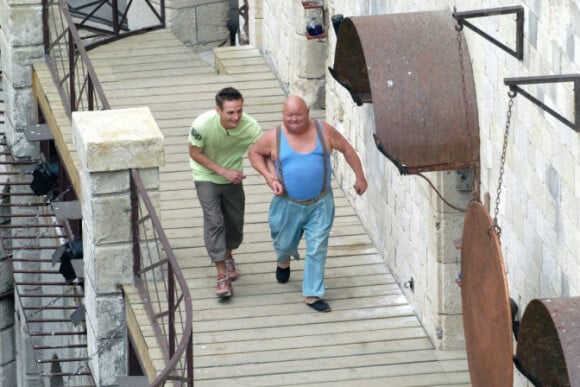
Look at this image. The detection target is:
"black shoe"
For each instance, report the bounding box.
[306,299,331,313]
[276,265,290,283]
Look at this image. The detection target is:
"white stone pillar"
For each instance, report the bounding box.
[165,0,229,51]
[0,0,44,158]
[248,0,263,48]
[72,107,164,386]
[0,1,44,385]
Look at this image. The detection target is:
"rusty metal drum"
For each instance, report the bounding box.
[460,201,513,386]
[515,297,580,386]
[329,11,480,174]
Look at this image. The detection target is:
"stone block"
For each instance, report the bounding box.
[4,84,35,127]
[196,2,229,43]
[436,314,466,351]
[6,0,41,5]
[167,7,197,46]
[83,194,132,245]
[0,261,13,295]
[289,78,325,108]
[127,0,161,30]
[80,169,130,197]
[136,168,160,191]
[72,107,164,173]
[0,361,16,387]
[84,285,125,338]
[84,244,133,294]
[0,298,14,332]
[3,6,43,46]
[0,327,15,365]
[86,315,126,387]
[439,263,463,315]
[249,17,263,48]
[249,0,263,18]
[168,0,217,9]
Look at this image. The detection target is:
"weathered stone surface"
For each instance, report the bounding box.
[2,6,43,46]
[72,107,165,173]
[83,243,133,294]
[82,170,130,196]
[197,2,229,43]
[86,304,126,386]
[83,194,132,245]
[0,327,15,364]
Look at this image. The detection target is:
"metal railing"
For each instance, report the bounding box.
[42,0,165,115]
[41,1,193,385]
[130,170,193,386]
[42,0,111,116]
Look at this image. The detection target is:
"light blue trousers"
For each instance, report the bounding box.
[268,192,334,298]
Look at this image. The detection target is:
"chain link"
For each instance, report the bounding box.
[493,91,517,236]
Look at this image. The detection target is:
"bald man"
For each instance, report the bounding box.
[248,96,367,312]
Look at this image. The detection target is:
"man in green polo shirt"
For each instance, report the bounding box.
[188,87,262,298]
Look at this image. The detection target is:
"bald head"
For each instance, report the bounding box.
[282,96,311,134]
[283,96,308,113]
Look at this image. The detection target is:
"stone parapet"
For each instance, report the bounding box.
[0,0,44,159]
[0,5,43,47]
[166,0,229,50]
[73,107,164,172]
[73,106,164,386]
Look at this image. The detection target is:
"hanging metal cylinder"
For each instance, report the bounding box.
[329,10,480,175]
[515,297,580,386]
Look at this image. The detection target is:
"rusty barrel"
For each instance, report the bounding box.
[515,297,580,386]
[330,10,479,174]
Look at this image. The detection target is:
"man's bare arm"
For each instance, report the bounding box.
[248,130,284,195]
[324,123,368,195]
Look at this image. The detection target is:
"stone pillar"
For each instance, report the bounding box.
[260,1,327,108]
[0,0,43,384]
[432,170,473,350]
[72,107,164,386]
[248,0,263,48]
[0,289,16,386]
[165,0,229,51]
[0,0,44,158]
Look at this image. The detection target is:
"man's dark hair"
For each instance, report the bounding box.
[215,87,243,109]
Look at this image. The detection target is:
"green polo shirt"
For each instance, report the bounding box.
[188,110,262,184]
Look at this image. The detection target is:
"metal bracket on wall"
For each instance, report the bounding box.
[504,74,580,132]
[453,5,524,60]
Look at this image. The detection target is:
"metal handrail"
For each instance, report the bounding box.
[42,0,165,115]
[43,0,111,115]
[41,1,192,385]
[130,170,194,386]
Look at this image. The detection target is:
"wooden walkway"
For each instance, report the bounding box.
[76,29,470,385]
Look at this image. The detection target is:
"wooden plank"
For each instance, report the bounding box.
[81,30,471,386]
[31,63,82,201]
[124,288,157,382]
[195,337,434,367]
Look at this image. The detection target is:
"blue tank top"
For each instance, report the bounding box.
[277,126,331,201]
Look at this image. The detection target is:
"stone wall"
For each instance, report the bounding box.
[257,0,327,108]
[256,1,580,384]
[0,0,42,159]
[73,107,164,386]
[165,0,230,51]
[0,0,44,385]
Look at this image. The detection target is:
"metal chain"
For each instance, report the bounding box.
[493,91,516,236]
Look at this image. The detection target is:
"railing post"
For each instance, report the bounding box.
[72,107,164,386]
[68,29,76,111]
[112,0,120,35]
